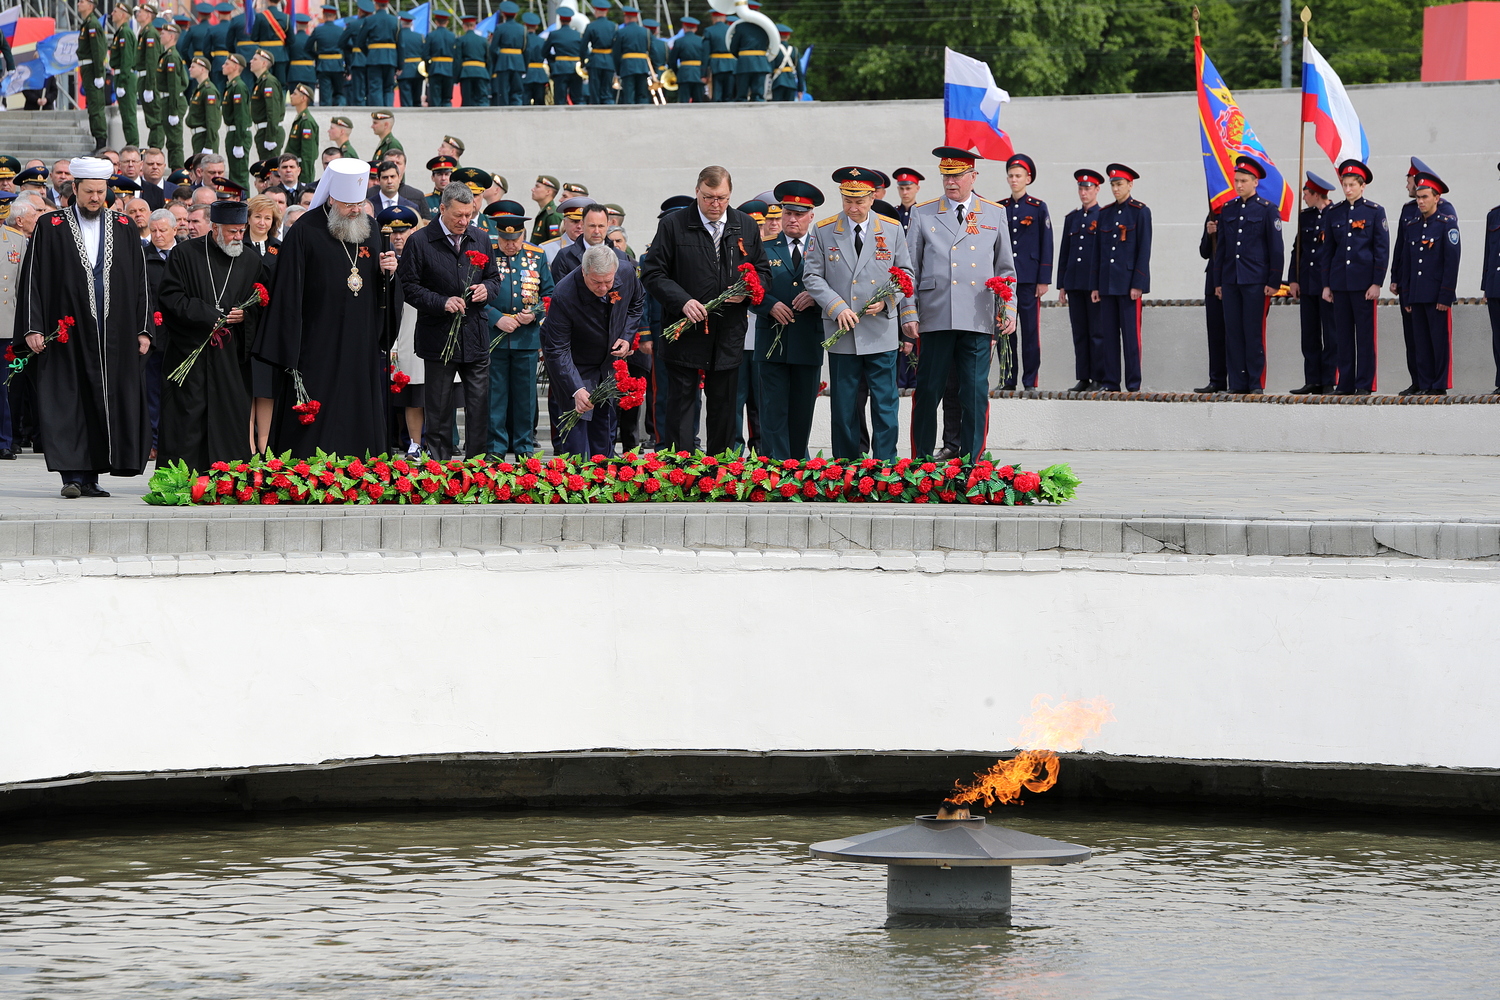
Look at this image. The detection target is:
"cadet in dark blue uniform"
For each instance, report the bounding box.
[1398,171,1461,395]
[892,167,923,230]
[582,0,617,105]
[339,0,370,107]
[423,10,456,106]
[751,180,824,460]
[1195,209,1227,393]
[396,11,423,108]
[1287,172,1337,393]
[489,1,526,107]
[1319,159,1388,395]
[1485,162,1500,392]
[1391,156,1456,395]
[1212,155,1284,394]
[1090,163,1151,392]
[1058,168,1102,392]
[999,153,1052,390]
[545,7,584,107]
[309,4,345,107]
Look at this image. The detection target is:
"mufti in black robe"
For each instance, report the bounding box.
[13,207,152,478]
[156,235,269,469]
[252,204,387,458]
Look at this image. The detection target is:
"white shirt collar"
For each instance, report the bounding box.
[699,208,723,230]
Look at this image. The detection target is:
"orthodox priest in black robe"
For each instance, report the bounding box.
[157,199,269,469]
[252,158,398,458]
[13,157,152,497]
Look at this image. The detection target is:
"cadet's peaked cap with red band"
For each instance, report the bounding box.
[1304,171,1333,195]
[892,168,925,184]
[931,146,980,174]
[1413,171,1449,195]
[1006,153,1037,181]
[1074,168,1105,186]
[1234,155,1267,180]
[1338,159,1372,183]
[1105,163,1139,182]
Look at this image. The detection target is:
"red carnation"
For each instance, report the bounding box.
[347,458,367,477]
[985,274,1017,302]
[517,473,538,489]
[190,476,210,502]
[642,477,661,493]
[465,250,489,268]
[566,474,586,491]
[261,492,279,504]
[889,266,915,297]
[253,283,269,307]
[1013,471,1041,493]
[525,457,543,473]
[236,487,254,502]
[153,311,163,327]
[395,476,414,493]
[737,262,765,305]
[421,477,440,492]
[365,482,384,499]
[3,345,13,362]
[541,296,551,312]
[56,331,69,344]
[210,461,230,472]
[779,483,797,497]
[216,478,234,495]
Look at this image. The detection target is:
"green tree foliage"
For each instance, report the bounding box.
[687,0,1431,101]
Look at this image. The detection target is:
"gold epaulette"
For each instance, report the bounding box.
[816,214,839,227]
[876,213,899,225]
[912,197,939,209]
[523,242,544,253]
[976,195,1004,209]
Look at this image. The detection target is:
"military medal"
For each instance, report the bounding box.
[965,211,978,236]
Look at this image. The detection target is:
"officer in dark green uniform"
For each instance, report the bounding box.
[182,2,213,63]
[205,1,232,89]
[520,12,548,106]
[669,16,706,104]
[249,49,285,163]
[135,4,163,149]
[455,13,490,106]
[482,199,552,459]
[732,0,770,102]
[156,19,189,166]
[704,8,734,102]
[396,11,423,108]
[250,0,291,84]
[340,0,371,107]
[285,83,319,180]
[613,7,650,105]
[529,173,561,243]
[645,19,668,100]
[77,0,109,151]
[370,109,402,161]
[287,12,317,94]
[359,0,399,106]
[185,55,222,155]
[423,9,456,106]
[771,25,801,101]
[581,0,616,105]
[544,7,584,106]
[230,0,258,66]
[309,3,345,107]
[220,53,253,188]
[488,1,526,108]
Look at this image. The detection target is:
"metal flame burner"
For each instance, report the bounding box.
[810,815,1091,923]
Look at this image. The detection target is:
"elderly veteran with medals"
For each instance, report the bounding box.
[377,204,424,457]
[751,179,824,461]
[903,146,1016,463]
[156,198,268,468]
[13,157,153,497]
[253,158,398,457]
[483,200,553,459]
[803,166,914,461]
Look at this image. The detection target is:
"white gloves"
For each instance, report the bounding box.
[116,87,126,98]
[262,139,275,149]
[93,77,105,89]
[143,90,154,102]
[231,146,244,158]
[167,115,179,125]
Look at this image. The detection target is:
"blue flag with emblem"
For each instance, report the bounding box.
[1195,36,1294,221]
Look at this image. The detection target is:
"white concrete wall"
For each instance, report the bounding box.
[6,562,1499,785]
[306,79,1500,299]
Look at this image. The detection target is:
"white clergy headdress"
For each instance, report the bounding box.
[308,158,372,210]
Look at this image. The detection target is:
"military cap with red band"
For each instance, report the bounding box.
[1105,163,1139,181]
[1074,168,1105,186]
[892,168,925,184]
[832,165,881,197]
[1234,155,1267,180]
[1006,153,1037,181]
[1413,171,1449,195]
[773,179,824,212]
[1337,158,1373,183]
[931,146,981,174]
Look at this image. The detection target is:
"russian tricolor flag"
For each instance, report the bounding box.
[943,48,1012,161]
[1302,39,1369,167]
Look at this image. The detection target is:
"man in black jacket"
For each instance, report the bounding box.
[640,164,769,456]
[396,182,502,459]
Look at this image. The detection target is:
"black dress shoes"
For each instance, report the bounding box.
[1193,384,1226,393]
[60,483,82,499]
[1397,385,1419,396]
[934,447,960,461]
[0,448,15,460]
[1289,384,1323,394]
[1067,380,1093,392]
[80,483,111,498]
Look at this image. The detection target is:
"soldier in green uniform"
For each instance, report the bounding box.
[454,13,489,107]
[423,9,456,106]
[482,200,553,459]
[134,4,162,150]
[521,12,548,106]
[771,25,801,101]
[77,0,109,152]
[207,1,233,89]
[156,21,188,167]
[669,16,706,104]
[108,1,139,145]
[284,83,319,180]
[731,1,770,102]
[340,0,371,107]
[396,11,423,108]
[249,49,285,163]
[359,0,400,107]
[370,110,402,161]
[529,173,561,243]
[185,55,221,155]
[250,0,291,84]
[581,0,616,105]
[544,7,583,107]
[424,154,457,219]
[488,1,525,107]
[309,3,345,107]
[328,114,358,158]
[703,8,734,103]
[287,13,317,93]
[220,54,253,188]
[613,7,650,105]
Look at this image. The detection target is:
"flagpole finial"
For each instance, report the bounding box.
[1301,5,1311,23]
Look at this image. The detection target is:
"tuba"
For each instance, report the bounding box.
[713,0,780,63]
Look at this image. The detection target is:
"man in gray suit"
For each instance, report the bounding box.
[902,146,1017,463]
[0,196,40,459]
[803,166,914,461]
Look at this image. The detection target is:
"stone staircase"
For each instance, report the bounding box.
[0,110,99,163]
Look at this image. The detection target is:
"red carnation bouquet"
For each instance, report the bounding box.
[288,368,321,426]
[660,262,764,342]
[986,274,1019,386]
[388,363,411,395]
[557,357,648,437]
[442,250,490,362]
[5,316,74,384]
[821,266,913,350]
[168,282,270,386]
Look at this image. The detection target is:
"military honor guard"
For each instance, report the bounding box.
[1318,159,1388,396]
[156,21,189,168]
[1211,156,1284,394]
[135,4,163,150]
[1397,171,1461,395]
[483,201,553,458]
[361,0,400,105]
[581,0,616,104]
[328,115,358,159]
[249,49,286,163]
[997,153,1052,390]
[1057,167,1102,392]
[1391,157,1456,395]
[287,12,318,94]
[220,55,254,188]
[705,8,735,102]
[186,56,222,155]
[285,84,319,180]
[1485,163,1500,393]
[1288,172,1337,394]
[423,9,457,106]
[1195,208,1227,393]
[904,147,1016,462]
[750,179,823,460]
[424,155,457,218]
[14,158,153,497]
[546,7,585,106]
[182,3,212,65]
[669,16,707,103]
[77,0,109,151]
[1090,163,1151,392]
[489,1,526,107]
[616,7,653,106]
[455,12,490,106]
[771,25,801,101]
[801,167,913,461]
[731,0,770,101]
[108,2,139,147]
[530,174,563,244]
[250,0,291,84]
[521,12,549,105]
[394,11,423,107]
[310,3,346,107]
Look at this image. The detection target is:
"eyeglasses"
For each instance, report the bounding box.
[699,193,730,203]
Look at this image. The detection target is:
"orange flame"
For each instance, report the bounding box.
[949,695,1115,808]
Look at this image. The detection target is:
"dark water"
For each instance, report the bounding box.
[0,805,1495,999]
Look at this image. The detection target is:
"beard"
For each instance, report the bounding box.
[214,234,244,257]
[327,206,371,245]
[78,204,102,221]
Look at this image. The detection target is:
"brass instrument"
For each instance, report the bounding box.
[713,0,781,62]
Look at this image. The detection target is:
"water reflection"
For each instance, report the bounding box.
[0,805,1495,998]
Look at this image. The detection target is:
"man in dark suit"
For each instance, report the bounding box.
[542,243,646,457]
[368,158,419,216]
[395,182,502,459]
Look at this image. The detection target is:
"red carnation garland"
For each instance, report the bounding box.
[5,316,74,385]
[556,357,648,437]
[821,266,914,350]
[167,282,270,386]
[442,250,491,362]
[660,263,764,343]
